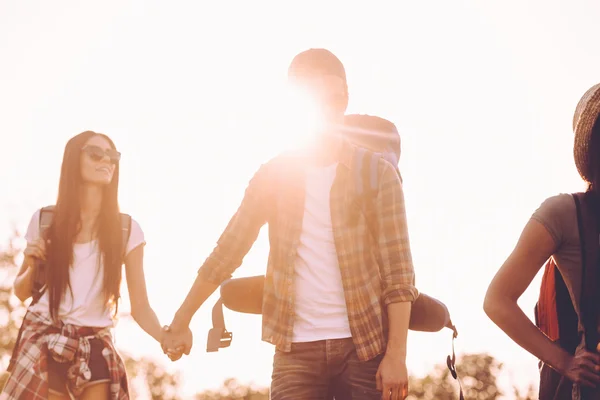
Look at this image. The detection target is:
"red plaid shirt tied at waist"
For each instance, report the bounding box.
[1,310,129,400]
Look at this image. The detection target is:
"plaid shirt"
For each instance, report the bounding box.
[198,140,418,361]
[1,311,129,400]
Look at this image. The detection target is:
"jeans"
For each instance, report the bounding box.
[270,337,383,400]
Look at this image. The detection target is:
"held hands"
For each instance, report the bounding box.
[376,350,409,400]
[160,325,193,362]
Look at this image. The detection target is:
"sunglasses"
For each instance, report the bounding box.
[82,145,121,164]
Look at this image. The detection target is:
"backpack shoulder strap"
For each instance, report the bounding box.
[354,147,367,195]
[353,147,381,195]
[354,148,383,239]
[573,192,600,351]
[39,206,55,239]
[119,213,132,259]
[554,259,579,353]
[31,206,55,305]
[368,151,380,191]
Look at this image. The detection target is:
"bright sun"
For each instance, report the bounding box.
[272,82,325,151]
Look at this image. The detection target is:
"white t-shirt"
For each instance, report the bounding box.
[25,209,145,327]
[292,163,352,342]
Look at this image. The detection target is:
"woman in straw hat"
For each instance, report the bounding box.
[484,84,600,399]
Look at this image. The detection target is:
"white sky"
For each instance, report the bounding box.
[2,1,600,398]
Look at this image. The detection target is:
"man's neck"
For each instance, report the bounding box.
[307,125,344,167]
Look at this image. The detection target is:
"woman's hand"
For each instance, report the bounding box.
[23,238,46,267]
[161,325,192,361]
[558,346,600,388]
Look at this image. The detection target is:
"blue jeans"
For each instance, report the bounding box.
[270,338,383,400]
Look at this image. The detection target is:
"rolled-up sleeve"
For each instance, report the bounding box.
[376,161,418,305]
[197,162,273,285]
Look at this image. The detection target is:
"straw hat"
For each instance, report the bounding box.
[573,83,600,182]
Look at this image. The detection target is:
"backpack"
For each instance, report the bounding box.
[205,114,463,398]
[341,113,402,179]
[534,192,600,400]
[7,206,132,373]
[534,259,578,353]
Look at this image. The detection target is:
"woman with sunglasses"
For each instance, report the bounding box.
[2,131,185,400]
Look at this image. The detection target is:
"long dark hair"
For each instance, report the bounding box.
[45,131,124,320]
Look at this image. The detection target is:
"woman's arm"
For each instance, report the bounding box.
[13,262,35,302]
[484,219,600,385]
[124,244,164,343]
[13,238,46,302]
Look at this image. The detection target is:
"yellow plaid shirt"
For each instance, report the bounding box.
[198,141,418,361]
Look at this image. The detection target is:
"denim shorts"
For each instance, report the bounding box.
[48,338,110,395]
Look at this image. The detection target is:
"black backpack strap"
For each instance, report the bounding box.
[574,192,600,352]
[31,206,55,305]
[358,149,381,239]
[555,262,579,354]
[572,192,600,400]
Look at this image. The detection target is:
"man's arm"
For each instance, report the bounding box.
[374,161,417,399]
[376,161,418,326]
[169,162,273,334]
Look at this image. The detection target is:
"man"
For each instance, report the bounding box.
[165,48,417,400]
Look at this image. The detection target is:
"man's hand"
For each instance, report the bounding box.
[376,351,409,400]
[161,325,193,361]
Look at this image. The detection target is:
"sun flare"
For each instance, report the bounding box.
[274,83,326,151]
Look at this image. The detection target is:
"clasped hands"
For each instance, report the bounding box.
[160,324,193,361]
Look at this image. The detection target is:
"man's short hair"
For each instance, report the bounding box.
[288,48,347,90]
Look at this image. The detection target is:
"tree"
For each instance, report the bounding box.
[408,352,538,400]
[123,353,182,400]
[0,233,26,391]
[194,378,269,400]
[513,383,536,400]
[407,353,502,400]
[0,233,26,371]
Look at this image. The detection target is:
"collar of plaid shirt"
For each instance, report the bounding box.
[1,311,129,400]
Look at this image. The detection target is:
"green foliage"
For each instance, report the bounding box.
[194,378,269,400]
[123,353,182,400]
[0,233,26,370]
[407,353,502,400]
